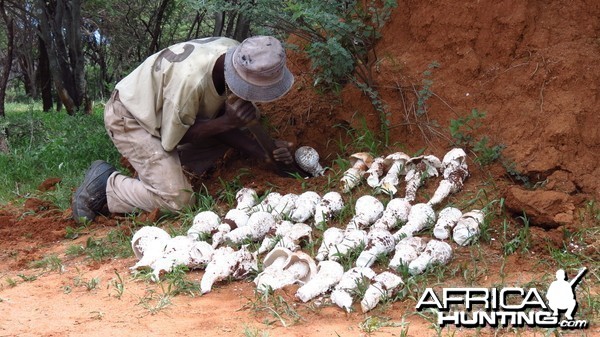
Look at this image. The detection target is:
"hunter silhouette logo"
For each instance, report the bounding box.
[416,267,589,329]
[546,268,587,321]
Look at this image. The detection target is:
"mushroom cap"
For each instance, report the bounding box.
[188,211,221,238]
[235,188,258,210]
[295,146,324,176]
[224,208,250,228]
[131,226,171,259]
[383,152,411,166]
[354,195,384,224]
[442,148,467,166]
[349,152,374,168]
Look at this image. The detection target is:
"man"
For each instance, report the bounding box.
[72,36,295,223]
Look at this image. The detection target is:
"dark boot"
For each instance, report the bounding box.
[72,160,117,223]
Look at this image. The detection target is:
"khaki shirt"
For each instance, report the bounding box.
[115,37,239,152]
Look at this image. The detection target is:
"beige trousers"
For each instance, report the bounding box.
[104,91,226,213]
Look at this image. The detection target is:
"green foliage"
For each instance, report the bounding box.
[416,61,440,116]
[449,108,505,166]
[0,103,121,206]
[193,0,397,90]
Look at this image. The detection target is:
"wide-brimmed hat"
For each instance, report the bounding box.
[224,36,294,102]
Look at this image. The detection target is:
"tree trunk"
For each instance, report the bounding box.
[213,11,224,36]
[0,0,15,118]
[36,0,89,115]
[37,34,53,112]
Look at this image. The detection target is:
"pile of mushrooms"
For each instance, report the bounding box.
[129,147,486,312]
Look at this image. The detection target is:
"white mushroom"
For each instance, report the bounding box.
[201,246,257,294]
[433,207,462,240]
[290,191,321,223]
[340,153,373,193]
[270,193,298,220]
[188,241,215,268]
[378,152,411,195]
[254,247,317,292]
[393,203,436,241]
[360,271,403,313]
[388,236,426,270]
[366,156,388,188]
[346,195,384,231]
[235,188,258,211]
[250,192,282,214]
[224,211,276,244]
[210,223,232,248]
[187,210,221,240]
[453,210,484,246]
[404,155,442,202]
[408,239,453,275]
[149,235,197,281]
[315,227,345,261]
[372,198,412,231]
[355,228,396,268]
[313,191,345,227]
[296,260,344,302]
[328,229,368,261]
[428,148,468,206]
[130,226,172,271]
[331,267,376,312]
[224,208,249,228]
[295,146,325,177]
[257,221,312,254]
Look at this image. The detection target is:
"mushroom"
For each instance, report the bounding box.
[360,271,403,313]
[254,247,317,293]
[355,227,396,268]
[340,153,373,193]
[148,235,198,281]
[257,221,312,254]
[224,208,249,229]
[403,155,442,202]
[408,239,453,275]
[327,228,368,262]
[130,226,171,271]
[428,148,468,206]
[188,240,215,268]
[372,198,412,231]
[345,195,384,231]
[250,192,282,214]
[210,223,233,249]
[331,267,376,312]
[366,156,388,188]
[453,210,484,246]
[388,236,426,270]
[224,211,276,244]
[295,146,325,177]
[313,191,345,227]
[187,210,221,240]
[270,193,298,220]
[290,191,321,223]
[432,207,462,240]
[393,203,436,241]
[315,227,345,261]
[378,152,411,195]
[235,187,258,212]
[201,246,257,294]
[296,260,344,302]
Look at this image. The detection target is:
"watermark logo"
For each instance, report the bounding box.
[416,267,588,329]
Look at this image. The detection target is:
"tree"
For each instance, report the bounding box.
[0,0,15,117]
[36,0,89,114]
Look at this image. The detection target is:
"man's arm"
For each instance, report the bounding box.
[180,98,256,144]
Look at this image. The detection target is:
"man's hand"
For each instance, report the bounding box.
[224,96,257,128]
[272,140,294,165]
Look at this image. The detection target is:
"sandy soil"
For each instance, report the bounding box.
[1,0,599,336]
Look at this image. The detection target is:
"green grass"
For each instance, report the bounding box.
[0,102,122,208]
